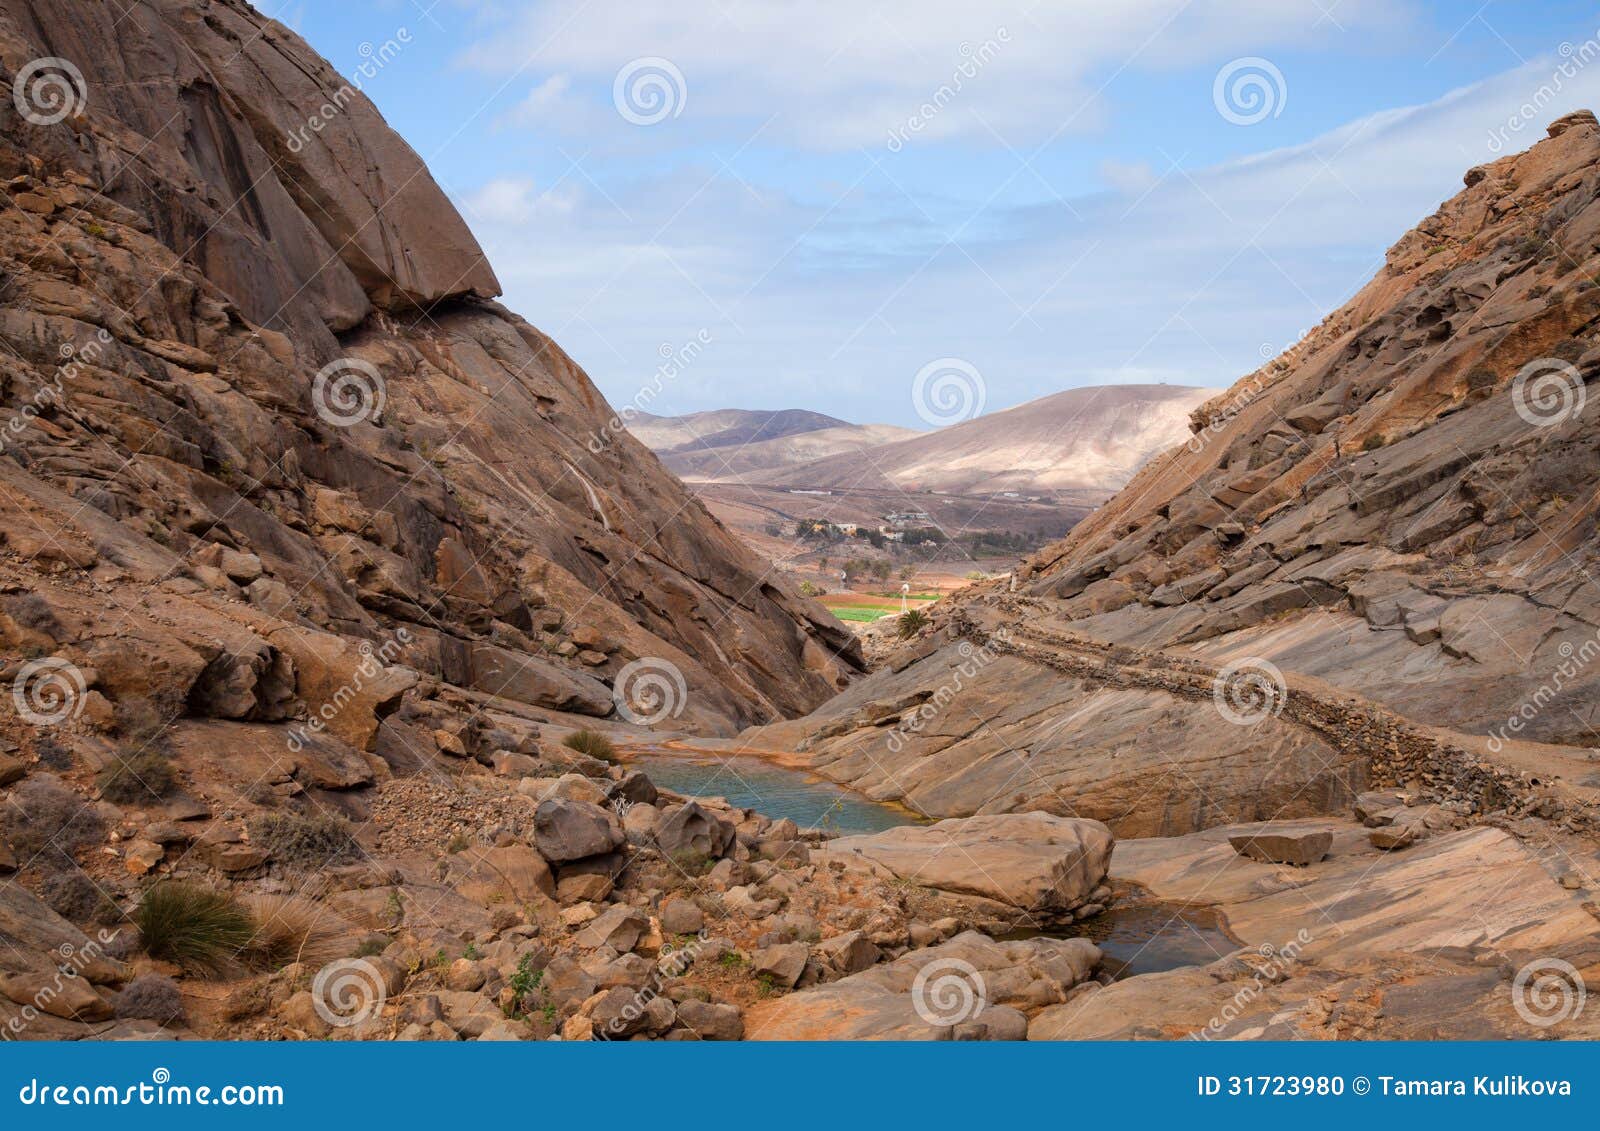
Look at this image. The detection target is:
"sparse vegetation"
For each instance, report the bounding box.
[1,778,104,869]
[562,729,616,763]
[96,748,178,804]
[248,810,362,869]
[113,974,184,1024]
[669,850,714,876]
[506,952,546,1018]
[242,894,347,970]
[39,869,119,924]
[1362,434,1387,452]
[134,883,256,976]
[898,609,929,638]
[2,593,59,635]
[113,697,170,746]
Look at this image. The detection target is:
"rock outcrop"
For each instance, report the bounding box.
[822,813,1113,924]
[0,0,862,753]
[749,115,1600,838]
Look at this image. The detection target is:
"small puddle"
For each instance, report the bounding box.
[622,746,921,836]
[1002,902,1238,980]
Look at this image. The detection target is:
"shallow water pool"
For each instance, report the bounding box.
[623,748,920,836]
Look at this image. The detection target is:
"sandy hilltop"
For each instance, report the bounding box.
[0,0,1597,1044]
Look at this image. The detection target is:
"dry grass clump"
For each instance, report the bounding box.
[248,810,362,868]
[241,894,350,970]
[96,748,178,804]
[562,729,617,762]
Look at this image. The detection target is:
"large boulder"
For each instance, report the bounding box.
[655,801,736,862]
[1227,829,1332,867]
[533,799,624,864]
[823,813,1113,920]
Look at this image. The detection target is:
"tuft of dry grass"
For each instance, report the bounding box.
[242,895,351,971]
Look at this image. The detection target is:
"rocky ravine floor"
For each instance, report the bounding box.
[5,690,1597,1041]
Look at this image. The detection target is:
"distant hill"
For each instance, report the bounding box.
[749,384,1216,495]
[630,409,920,481]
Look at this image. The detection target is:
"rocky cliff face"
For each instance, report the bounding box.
[0,0,861,749]
[753,113,1600,836]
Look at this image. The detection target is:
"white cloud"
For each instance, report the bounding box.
[450,23,1600,426]
[453,0,1416,151]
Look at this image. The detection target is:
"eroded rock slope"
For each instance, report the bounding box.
[0,0,861,746]
[752,112,1600,834]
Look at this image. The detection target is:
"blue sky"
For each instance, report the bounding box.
[276,1,1600,428]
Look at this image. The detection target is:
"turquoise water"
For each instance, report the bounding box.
[625,749,919,836]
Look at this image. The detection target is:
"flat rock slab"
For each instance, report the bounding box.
[822,813,1113,916]
[1113,821,1597,963]
[746,931,1099,1041]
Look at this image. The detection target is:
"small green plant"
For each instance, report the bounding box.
[562,729,616,763]
[383,889,405,926]
[353,937,387,958]
[96,749,177,804]
[1361,433,1387,452]
[463,942,481,961]
[670,850,713,877]
[717,950,745,970]
[897,609,929,639]
[506,953,547,1019]
[754,973,778,998]
[134,883,256,976]
[446,831,472,854]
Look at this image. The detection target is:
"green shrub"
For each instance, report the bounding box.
[134,883,256,976]
[96,749,177,805]
[562,729,616,763]
[897,609,929,639]
[248,811,362,869]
